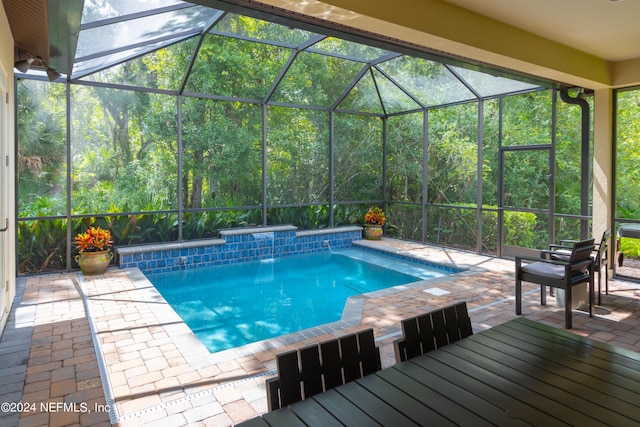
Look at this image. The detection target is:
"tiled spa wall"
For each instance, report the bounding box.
[116,225,363,274]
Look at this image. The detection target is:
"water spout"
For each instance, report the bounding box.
[252,232,275,259]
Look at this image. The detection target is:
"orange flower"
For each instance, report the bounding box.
[75,226,113,252]
[364,207,386,226]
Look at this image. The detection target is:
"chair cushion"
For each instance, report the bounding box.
[521,261,565,279]
[551,249,571,262]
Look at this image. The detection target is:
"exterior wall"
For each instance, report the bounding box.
[593,89,614,263]
[613,57,640,88]
[0,4,16,334]
[117,226,363,274]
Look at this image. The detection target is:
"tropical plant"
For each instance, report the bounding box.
[364,207,386,226]
[17,219,67,273]
[74,226,113,252]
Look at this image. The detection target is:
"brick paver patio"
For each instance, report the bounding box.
[2,238,640,426]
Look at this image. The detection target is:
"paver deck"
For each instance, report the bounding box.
[2,238,640,426]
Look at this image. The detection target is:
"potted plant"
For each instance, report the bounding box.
[74,226,114,275]
[363,207,386,240]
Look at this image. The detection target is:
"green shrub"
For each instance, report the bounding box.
[620,237,640,258]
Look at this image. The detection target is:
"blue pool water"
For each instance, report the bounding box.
[146,248,453,353]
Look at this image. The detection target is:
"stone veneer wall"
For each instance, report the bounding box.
[117,225,363,274]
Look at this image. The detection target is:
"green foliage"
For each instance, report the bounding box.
[555,94,591,215]
[481,99,500,206]
[620,237,640,258]
[503,150,549,209]
[267,206,329,229]
[427,103,478,205]
[70,215,179,247]
[182,210,261,239]
[187,34,291,98]
[273,51,364,107]
[502,91,552,146]
[70,84,178,213]
[616,89,640,258]
[386,113,423,202]
[405,204,543,253]
[267,108,329,204]
[503,211,542,248]
[617,90,640,220]
[17,219,67,273]
[387,204,422,241]
[17,80,67,216]
[334,114,383,201]
[182,97,262,209]
[333,205,369,227]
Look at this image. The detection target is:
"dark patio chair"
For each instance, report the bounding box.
[594,229,612,301]
[515,238,595,329]
[550,229,611,305]
[266,328,381,411]
[393,301,473,363]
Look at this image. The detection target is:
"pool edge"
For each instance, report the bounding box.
[123,244,473,369]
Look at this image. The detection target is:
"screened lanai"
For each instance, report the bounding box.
[13,2,640,426]
[14,0,593,274]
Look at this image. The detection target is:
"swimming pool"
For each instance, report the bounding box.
[146,247,454,353]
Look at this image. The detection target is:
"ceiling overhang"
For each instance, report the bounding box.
[3,0,83,76]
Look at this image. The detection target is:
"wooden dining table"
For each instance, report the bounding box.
[238,317,640,426]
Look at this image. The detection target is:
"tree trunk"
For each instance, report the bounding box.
[191,178,203,208]
[189,149,204,208]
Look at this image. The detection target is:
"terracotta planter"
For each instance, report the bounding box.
[363,225,383,240]
[75,250,113,275]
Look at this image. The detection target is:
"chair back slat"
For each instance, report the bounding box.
[277,350,302,407]
[358,329,380,376]
[402,316,423,359]
[444,304,462,343]
[393,302,473,363]
[267,328,381,411]
[417,314,436,353]
[431,309,449,348]
[299,345,323,399]
[320,340,342,390]
[340,334,360,383]
[456,303,474,339]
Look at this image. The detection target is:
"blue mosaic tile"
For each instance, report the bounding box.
[121,228,364,274]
